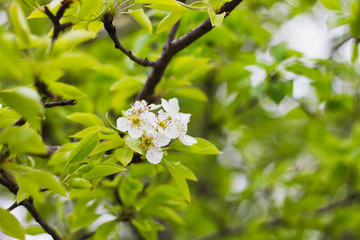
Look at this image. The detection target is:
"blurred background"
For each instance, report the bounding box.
[2,0,360,239]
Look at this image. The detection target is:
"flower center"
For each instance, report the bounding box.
[140,135,154,151]
[158,120,167,129]
[131,114,141,127]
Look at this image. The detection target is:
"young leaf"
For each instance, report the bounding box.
[27,170,67,196]
[129,9,152,34]
[83,162,126,180]
[170,87,208,102]
[9,1,31,47]
[78,0,103,21]
[208,8,226,27]
[0,207,25,240]
[164,160,191,203]
[352,41,359,63]
[125,136,145,155]
[167,161,197,181]
[53,30,94,53]
[170,137,220,155]
[0,87,44,130]
[115,147,134,166]
[320,0,342,11]
[90,137,125,156]
[67,112,104,127]
[68,178,92,189]
[119,176,143,206]
[69,131,99,163]
[0,127,47,154]
[157,11,184,34]
[48,82,87,99]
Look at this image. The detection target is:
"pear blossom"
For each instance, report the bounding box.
[116,98,197,164]
[161,98,197,146]
[140,131,171,164]
[116,100,156,138]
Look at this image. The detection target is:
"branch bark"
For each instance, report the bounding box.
[135,0,244,101]
[43,0,73,43]
[103,13,157,67]
[0,168,63,240]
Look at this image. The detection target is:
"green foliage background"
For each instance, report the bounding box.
[1,0,360,239]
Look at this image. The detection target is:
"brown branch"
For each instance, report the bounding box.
[0,168,63,240]
[7,202,19,211]
[44,99,76,108]
[316,192,360,213]
[43,0,73,43]
[135,0,244,100]
[102,13,157,67]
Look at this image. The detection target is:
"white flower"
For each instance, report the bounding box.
[117,100,157,138]
[154,110,180,139]
[161,98,197,146]
[140,131,170,164]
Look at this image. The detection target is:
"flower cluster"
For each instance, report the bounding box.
[116,98,197,164]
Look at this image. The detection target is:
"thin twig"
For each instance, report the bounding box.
[135,0,244,100]
[7,202,19,211]
[102,13,157,67]
[43,0,73,43]
[45,99,77,108]
[0,168,63,240]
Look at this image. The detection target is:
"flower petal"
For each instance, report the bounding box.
[180,135,197,146]
[116,117,131,132]
[146,147,163,164]
[128,126,143,138]
[156,133,171,147]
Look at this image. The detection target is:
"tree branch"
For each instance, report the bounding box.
[0,168,63,240]
[103,13,157,67]
[43,0,73,43]
[135,0,244,100]
[44,99,77,108]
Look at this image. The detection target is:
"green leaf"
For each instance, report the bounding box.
[67,112,104,127]
[0,127,47,154]
[94,221,117,240]
[125,136,145,155]
[170,137,220,155]
[88,21,104,35]
[320,0,342,11]
[13,173,43,203]
[136,0,186,11]
[157,11,184,34]
[50,52,98,71]
[170,87,208,102]
[53,30,94,53]
[90,136,125,156]
[0,87,44,130]
[164,160,191,203]
[78,0,103,21]
[48,82,87,99]
[208,8,226,27]
[167,162,197,181]
[27,170,67,196]
[9,1,31,47]
[352,41,359,64]
[69,131,99,163]
[83,162,126,180]
[115,147,134,166]
[0,207,25,240]
[119,176,143,206]
[68,178,92,189]
[71,126,117,140]
[129,9,152,34]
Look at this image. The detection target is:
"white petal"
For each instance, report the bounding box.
[165,124,180,139]
[116,117,131,132]
[161,99,170,113]
[148,103,161,110]
[146,147,163,164]
[158,110,168,121]
[156,133,171,147]
[169,98,180,112]
[128,126,143,138]
[180,135,197,146]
